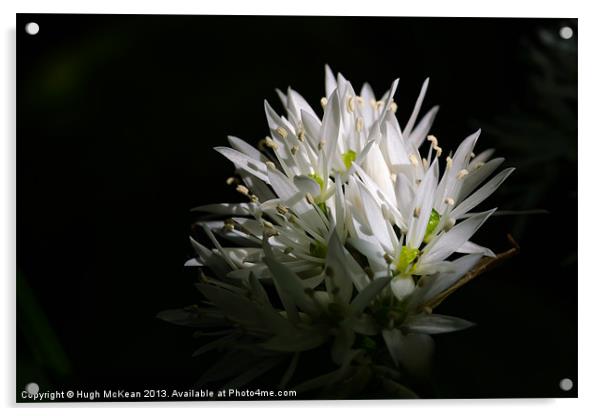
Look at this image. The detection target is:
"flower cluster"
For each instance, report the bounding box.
[159,66,514,396]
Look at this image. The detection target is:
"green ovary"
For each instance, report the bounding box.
[396,246,420,275]
[308,172,325,190]
[342,150,357,170]
[309,241,328,258]
[423,209,440,243]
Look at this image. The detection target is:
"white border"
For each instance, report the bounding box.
[2,1,599,414]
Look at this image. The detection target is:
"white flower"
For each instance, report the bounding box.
[348,130,513,299]
[169,66,516,390]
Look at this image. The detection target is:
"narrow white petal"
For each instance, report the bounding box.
[408,254,482,310]
[404,313,474,334]
[215,147,269,183]
[325,64,337,97]
[422,209,495,263]
[382,120,410,167]
[190,203,253,216]
[458,157,505,201]
[469,148,495,169]
[457,241,495,257]
[357,181,396,253]
[240,170,275,202]
[300,109,321,146]
[395,173,415,225]
[288,87,319,121]
[364,145,396,203]
[403,78,429,137]
[452,168,515,218]
[320,89,341,176]
[391,277,416,300]
[227,136,263,161]
[293,175,321,196]
[408,105,439,148]
[407,162,437,248]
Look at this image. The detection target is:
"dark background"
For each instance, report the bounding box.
[16,14,577,399]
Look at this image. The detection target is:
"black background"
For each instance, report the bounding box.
[17,14,577,399]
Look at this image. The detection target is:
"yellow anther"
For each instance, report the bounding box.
[413,207,421,218]
[456,169,469,179]
[236,185,250,196]
[320,97,328,108]
[355,117,364,132]
[409,154,419,167]
[226,177,238,186]
[265,161,276,170]
[347,96,355,113]
[264,137,278,150]
[389,102,398,113]
[427,135,438,146]
[276,127,288,139]
[446,156,453,169]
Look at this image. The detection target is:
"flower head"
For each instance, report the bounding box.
[162,66,514,395]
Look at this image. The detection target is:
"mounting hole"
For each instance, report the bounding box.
[559,378,573,391]
[25,22,39,35]
[25,382,39,395]
[559,26,573,40]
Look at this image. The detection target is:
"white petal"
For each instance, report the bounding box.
[288,87,319,122]
[293,175,321,196]
[408,106,439,148]
[227,136,263,161]
[452,168,514,218]
[403,78,429,137]
[408,254,482,309]
[458,157,505,201]
[214,146,268,183]
[404,313,474,334]
[391,277,416,300]
[395,173,414,225]
[358,181,396,253]
[382,329,434,378]
[300,109,321,146]
[190,203,253,216]
[324,232,355,303]
[421,209,495,263]
[320,89,341,176]
[457,241,495,257]
[325,64,337,97]
[267,167,298,201]
[469,148,495,169]
[240,170,275,202]
[364,145,396,203]
[406,162,437,248]
[382,120,410,168]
